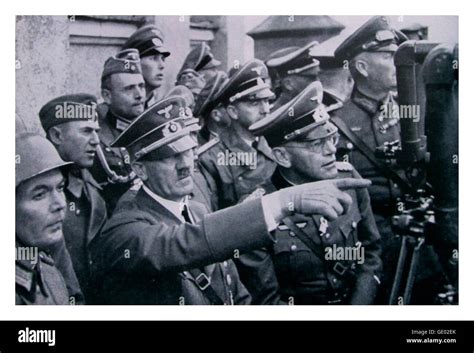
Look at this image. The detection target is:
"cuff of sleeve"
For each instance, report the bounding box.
[261,196,279,232]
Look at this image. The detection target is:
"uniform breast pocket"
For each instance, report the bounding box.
[272,235,321,284]
[233,167,262,197]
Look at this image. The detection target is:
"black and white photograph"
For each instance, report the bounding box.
[14,14,458,307]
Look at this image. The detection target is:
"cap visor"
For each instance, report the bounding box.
[204,58,221,69]
[143,46,171,57]
[374,43,399,52]
[143,134,198,160]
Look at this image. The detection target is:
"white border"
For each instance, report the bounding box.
[4,0,471,321]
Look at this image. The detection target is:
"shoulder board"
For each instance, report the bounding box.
[336,161,353,172]
[196,137,220,156]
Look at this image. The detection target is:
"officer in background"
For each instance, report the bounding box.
[16,133,74,305]
[176,42,222,96]
[242,82,382,305]
[199,59,277,209]
[193,70,229,144]
[90,49,145,212]
[39,94,107,303]
[309,34,354,103]
[265,41,321,111]
[333,16,428,302]
[90,93,370,304]
[122,25,171,107]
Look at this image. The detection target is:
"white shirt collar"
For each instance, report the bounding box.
[242,135,258,148]
[142,185,191,223]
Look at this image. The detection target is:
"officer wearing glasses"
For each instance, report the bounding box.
[243,82,382,305]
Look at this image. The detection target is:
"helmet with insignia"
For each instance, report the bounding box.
[249,81,338,148]
[102,49,142,80]
[111,96,200,161]
[335,16,407,62]
[214,59,274,105]
[122,25,171,58]
[16,132,72,187]
[265,41,321,81]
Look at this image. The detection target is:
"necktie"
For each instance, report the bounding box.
[181,204,192,224]
[251,139,259,150]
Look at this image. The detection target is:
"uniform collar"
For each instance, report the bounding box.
[220,128,274,161]
[242,135,258,148]
[15,241,52,295]
[106,110,133,132]
[351,88,381,114]
[142,185,191,223]
[67,169,86,199]
[271,169,296,190]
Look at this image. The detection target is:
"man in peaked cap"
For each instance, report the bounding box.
[245,82,382,305]
[123,24,171,107]
[176,42,222,96]
[333,16,414,303]
[198,59,278,210]
[163,85,218,213]
[309,34,354,103]
[39,94,107,303]
[90,93,372,305]
[90,48,145,213]
[265,41,321,111]
[194,70,229,144]
[16,133,76,304]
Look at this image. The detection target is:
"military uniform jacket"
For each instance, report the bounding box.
[335,89,402,209]
[90,108,136,212]
[198,128,277,209]
[63,169,107,302]
[16,246,70,305]
[239,163,383,305]
[91,187,274,305]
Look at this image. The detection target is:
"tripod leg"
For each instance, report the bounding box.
[389,236,409,305]
[403,237,425,304]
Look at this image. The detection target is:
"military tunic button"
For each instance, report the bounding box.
[118,162,122,166]
[352,221,357,229]
[332,278,338,283]
[75,209,81,216]
[237,176,243,181]
[120,147,126,151]
[290,244,297,251]
[289,231,295,237]
[226,274,232,286]
[223,261,228,267]
[346,142,353,150]
[105,147,111,152]
[393,183,398,188]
